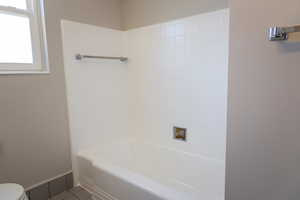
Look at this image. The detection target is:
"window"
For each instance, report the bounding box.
[0,0,49,74]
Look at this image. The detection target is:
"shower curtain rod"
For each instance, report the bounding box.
[75,54,128,62]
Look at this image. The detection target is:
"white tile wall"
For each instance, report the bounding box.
[61,21,132,184]
[61,9,229,184]
[126,9,229,161]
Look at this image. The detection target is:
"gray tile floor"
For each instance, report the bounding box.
[50,186,93,200]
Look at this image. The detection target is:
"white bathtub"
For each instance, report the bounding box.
[76,141,225,200]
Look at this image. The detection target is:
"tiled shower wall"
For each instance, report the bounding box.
[62,9,229,184]
[125,9,229,161]
[61,21,132,184]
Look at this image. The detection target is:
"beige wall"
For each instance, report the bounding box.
[121,0,228,30]
[0,0,229,189]
[0,0,121,188]
[52,0,122,30]
[226,0,300,199]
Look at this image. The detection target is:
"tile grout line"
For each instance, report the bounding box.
[27,191,31,200]
[47,182,51,199]
[65,175,68,191]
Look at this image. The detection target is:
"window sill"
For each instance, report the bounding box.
[0,69,50,75]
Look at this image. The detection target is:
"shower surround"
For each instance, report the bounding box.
[62,9,229,200]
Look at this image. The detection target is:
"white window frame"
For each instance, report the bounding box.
[0,0,49,74]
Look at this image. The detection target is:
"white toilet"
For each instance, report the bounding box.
[0,184,28,200]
